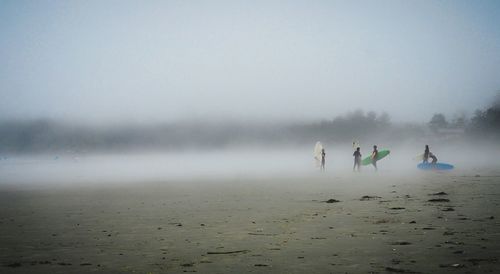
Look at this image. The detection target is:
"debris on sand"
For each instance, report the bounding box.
[390,241,412,245]
[360,195,381,201]
[374,218,392,224]
[207,250,250,255]
[180,263,194,267]
[442,207,454,211]
[390,207,406,210]
[325,199,340,203]
[385,266,420,273]
[466,258,498,265]
[428,198,450,202]
[248,233,277,236]
[430,192,448,196]
[443,241,465,245]
[254,264,269,267]
[4,262,22,268]
[439,263,465,268]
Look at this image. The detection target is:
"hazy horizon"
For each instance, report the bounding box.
[1,0,500,124]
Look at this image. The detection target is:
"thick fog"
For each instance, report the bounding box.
[1,1,500,123]
[1,140,499,188]
[1,1,500,187]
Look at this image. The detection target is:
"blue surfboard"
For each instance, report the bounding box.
[417,162,454,170]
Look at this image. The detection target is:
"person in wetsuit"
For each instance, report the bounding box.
[371,145,378,171]
[321,148,326,171]
[423,145,430,163]
[353,147,362,171]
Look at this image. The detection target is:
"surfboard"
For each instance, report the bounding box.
[352,140,360,148]
[413,153,424,161]
[417,162,454,170]
[313,141,324,168]
[361,149,390,166]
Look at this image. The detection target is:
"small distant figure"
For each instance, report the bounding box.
[371,145,378,171]
[429,152,438,164]
[321,148,326,171]
[353,147,362,171]
[423,145,430,163]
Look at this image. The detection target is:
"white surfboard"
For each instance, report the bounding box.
[413,153,424,161]
[352,140,360,149]
[314,141,324,168]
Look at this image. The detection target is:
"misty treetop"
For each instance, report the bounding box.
[467,94,500,138]
[1,97,499,153]
[295,110,392,142]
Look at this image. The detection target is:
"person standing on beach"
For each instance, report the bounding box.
[321,148,326,171]
[353,147,362,171]
[371,145,378,171]
[423,145,430,163]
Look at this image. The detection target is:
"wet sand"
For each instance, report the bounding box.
[1,170,499,273]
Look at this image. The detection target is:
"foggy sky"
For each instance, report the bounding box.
[1,0,499,123]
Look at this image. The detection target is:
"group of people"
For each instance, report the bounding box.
[318,144,438,172]
[352,145,378,171]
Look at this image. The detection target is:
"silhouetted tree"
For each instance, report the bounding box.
[428,113,448,131]
[468,104,500,136]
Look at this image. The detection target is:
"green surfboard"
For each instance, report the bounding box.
[361,150,390,166]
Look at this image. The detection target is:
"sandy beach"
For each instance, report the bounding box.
[2,0,500,273]
[1,168,499,274]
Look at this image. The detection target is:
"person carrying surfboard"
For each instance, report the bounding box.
[321,148,326,171]
[353,147,362,171]
[371,145,378,171]
[423,145,430,163]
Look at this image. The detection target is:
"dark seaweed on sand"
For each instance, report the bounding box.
[428,198,450,202]
[360,195,382,201]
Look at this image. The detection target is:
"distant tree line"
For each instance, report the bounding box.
[0,94,499,153]
[426,93,500,139]
[0,110,395,153]
[289,110,392,144]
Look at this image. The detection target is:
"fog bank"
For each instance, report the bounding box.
[1,141,498,188]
